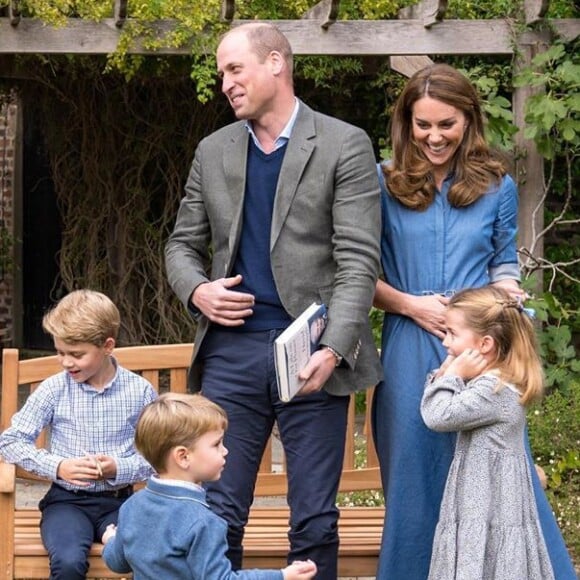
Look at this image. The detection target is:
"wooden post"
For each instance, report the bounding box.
[114,0,127,28]
[398,0,447,28]
[7,92,23,347]
[221,0,235,22]
[389,55,433,78]
[390,0,436,77]
[525,0,549,24]
[513,36,549,293]
[303,0,341,29]
[8,0,19,26]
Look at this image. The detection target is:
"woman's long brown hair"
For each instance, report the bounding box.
[384,64,505,211]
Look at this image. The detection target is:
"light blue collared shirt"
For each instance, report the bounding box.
[0,357,157,491]
[152,475,204,493]
[245,97,300,153]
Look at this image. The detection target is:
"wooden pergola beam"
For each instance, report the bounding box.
[8,0,20,26]
[525,0,550,24]
[221,0,235,22]
[390,0,436,78]
[399,0,448,28]
[114,0,127,28]
[303,0,341,30]
[1,18,577,56]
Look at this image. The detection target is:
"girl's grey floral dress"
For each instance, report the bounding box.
[420,373,555,580]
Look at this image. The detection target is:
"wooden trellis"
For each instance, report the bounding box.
[0,0,578,55]
[0,0,578,281]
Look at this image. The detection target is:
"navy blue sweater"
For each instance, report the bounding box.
[231,140,292,331]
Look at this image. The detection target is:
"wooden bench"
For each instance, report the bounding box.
[0,344,384,579]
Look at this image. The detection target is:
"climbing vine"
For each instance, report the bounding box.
[9,56,231,343]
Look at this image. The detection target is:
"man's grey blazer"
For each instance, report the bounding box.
[165,100,382,395]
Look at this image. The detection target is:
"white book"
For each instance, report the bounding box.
[274,303,328,403]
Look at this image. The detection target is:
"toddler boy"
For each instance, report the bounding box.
[102,393,317,579]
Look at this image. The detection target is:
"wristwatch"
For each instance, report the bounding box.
[324,346,343,367]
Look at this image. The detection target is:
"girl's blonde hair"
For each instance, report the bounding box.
[448,286,544,405]
[42,289,120,345]
[135,393,228,473]
[384,63,505,211]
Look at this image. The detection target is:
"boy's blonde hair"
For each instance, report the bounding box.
[135,393,228,473]
[42,289,120,346]
[448,286,544,405]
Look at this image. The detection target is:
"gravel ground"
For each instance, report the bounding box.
[16,478,49,507]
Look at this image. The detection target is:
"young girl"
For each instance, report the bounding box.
[420,285,567,580]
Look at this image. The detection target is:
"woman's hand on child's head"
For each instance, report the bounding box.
[443,349,487,380]
[101,523,117,545]
[282,559,317,579]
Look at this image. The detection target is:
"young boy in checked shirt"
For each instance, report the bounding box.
[0,290,157,580]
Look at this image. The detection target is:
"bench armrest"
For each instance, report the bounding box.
[0,460,16,493]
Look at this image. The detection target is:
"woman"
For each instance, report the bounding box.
[372,63,576,579]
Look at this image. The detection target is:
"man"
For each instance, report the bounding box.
[165,23,381,579]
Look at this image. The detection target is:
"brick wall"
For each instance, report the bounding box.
[0,94,17,346]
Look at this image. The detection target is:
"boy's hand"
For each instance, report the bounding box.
[101,523,117,545]
[94,454,117,479]
[443,349,487,381]
[57,455,102,486]
[282,559,317,579]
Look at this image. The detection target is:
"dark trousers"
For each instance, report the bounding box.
[200,327,350,580]
[39,484,130,580]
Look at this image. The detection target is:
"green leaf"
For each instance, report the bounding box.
[556,61,580,86]
[562,124,576,142]
[532,44,566,67]
[524,125,539,140]
[566,93,580,113]
[492,95,512,108]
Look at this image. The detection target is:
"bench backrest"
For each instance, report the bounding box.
[0,344,381,494]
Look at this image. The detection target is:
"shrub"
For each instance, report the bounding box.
[528,379,580,562]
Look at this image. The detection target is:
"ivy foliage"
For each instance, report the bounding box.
[1,0,576,340]
[513,40,580,159]
[461,65,518,150]
[527,378,579,557]
[526,289,580,391]
[446,0,518,18]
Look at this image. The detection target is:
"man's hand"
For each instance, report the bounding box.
[192,275,255,326]
[296,349,337,396]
